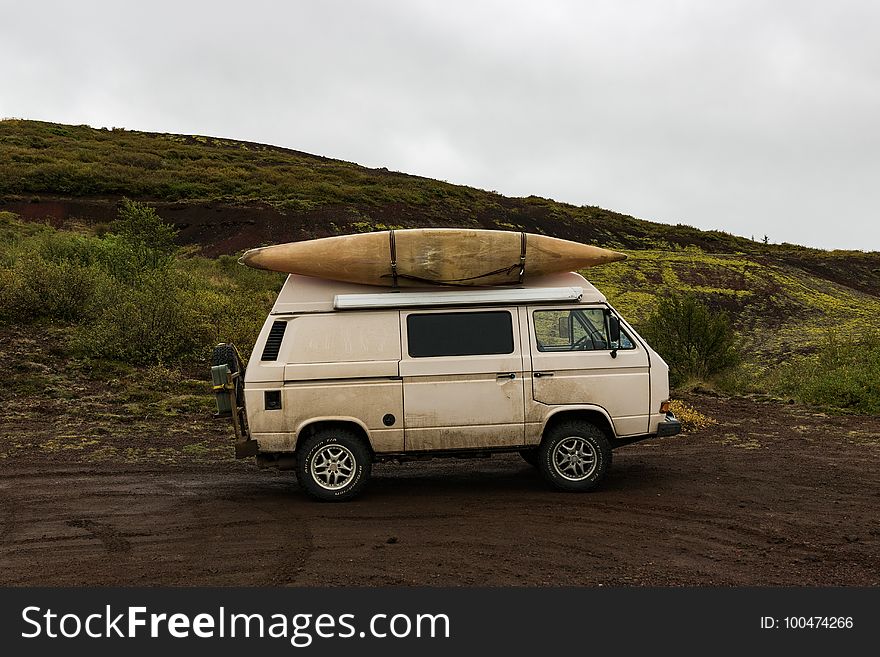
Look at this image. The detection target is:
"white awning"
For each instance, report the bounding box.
[333,286,584,310]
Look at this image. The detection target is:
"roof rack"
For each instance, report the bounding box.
[333,286,583,310]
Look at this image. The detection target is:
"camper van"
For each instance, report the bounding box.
[212,271,680,501]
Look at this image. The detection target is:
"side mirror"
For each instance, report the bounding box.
[608,315,621,344]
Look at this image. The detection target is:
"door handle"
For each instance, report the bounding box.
[496,372,516,379]
[534,371,555,378]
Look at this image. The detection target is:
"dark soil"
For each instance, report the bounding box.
[1,394,878,586]
[14,195,872,275]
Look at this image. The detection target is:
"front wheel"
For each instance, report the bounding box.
[296,429,372,502]
[538,421,612,492]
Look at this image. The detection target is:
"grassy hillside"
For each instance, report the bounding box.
[8,119,879,262]
[2,119,879,413]
[588,249,880,358]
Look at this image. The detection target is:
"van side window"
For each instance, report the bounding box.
[534,309,635,352]
[407,311,514,358]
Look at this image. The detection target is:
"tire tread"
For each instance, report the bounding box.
[537,420,612,492]
[296,428,372,502]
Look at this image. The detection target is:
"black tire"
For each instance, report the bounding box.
[519,449,539,468]
[537,421,612,492]
[211,343,245,407]
[296,428,372,502]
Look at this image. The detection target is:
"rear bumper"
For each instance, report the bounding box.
[655,413,682,437]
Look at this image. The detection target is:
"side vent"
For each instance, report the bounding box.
[260,321,287,361]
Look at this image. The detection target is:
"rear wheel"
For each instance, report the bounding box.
[538,421,611,492]
[296,428,372,502]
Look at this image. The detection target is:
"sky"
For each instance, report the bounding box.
[1,0,878,250]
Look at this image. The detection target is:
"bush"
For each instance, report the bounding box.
[0,205,280,365]
[100,198,179,281]
[770,331,880,414]
[73,269,211,363]
[640,293,739,386]
[0,202,181,324]
[0,256,110,323]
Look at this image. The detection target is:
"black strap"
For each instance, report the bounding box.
[389,230,399,289]
[518,231,527,283]
[385,265,519,286]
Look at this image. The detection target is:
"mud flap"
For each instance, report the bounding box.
[235,439,260,459]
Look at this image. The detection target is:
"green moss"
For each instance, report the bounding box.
[584,249,880,363]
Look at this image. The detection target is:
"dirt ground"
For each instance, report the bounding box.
[1,394,878,587]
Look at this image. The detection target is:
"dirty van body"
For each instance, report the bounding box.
[212,271,680,501]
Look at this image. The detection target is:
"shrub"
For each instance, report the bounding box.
[770,331,880,414]
[101,198,179,280]
[0,203,181,324]
[640,293,739,386]
[0,205,283,364]
[0,256,109,323]
[73,269,211,363]
[33,229,104,267]
[197,287,277,359]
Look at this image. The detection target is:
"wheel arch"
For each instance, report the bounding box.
[541,406,616,443]
[294,417,375,454]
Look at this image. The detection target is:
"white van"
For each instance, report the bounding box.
[212,271,680,501]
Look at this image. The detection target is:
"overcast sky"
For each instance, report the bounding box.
[2,0,878,250]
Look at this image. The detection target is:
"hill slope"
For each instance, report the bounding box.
[2,118,879,366]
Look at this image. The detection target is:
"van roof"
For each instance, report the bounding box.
[271,272,607,314]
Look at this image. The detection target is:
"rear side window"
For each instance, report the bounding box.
[407,311,514,358]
